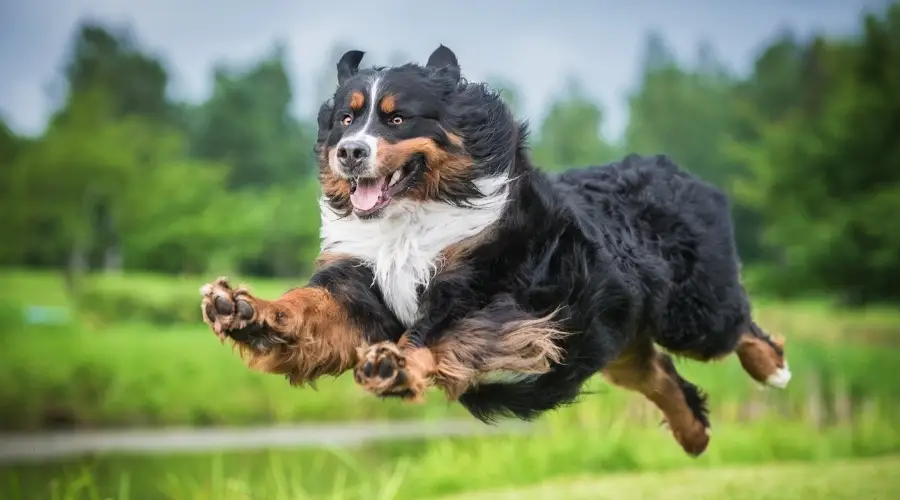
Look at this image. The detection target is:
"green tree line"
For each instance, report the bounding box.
[1,4,898,304]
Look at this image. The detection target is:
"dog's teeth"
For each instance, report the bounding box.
[389,170,402,186]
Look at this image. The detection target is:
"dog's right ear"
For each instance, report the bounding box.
[426,44,460,82]
[336,50,365,85]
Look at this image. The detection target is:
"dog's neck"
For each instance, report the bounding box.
[318,175,511,327]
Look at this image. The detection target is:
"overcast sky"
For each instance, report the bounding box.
[0,0,887,139]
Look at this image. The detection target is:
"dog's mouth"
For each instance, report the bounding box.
[349,160,419,218]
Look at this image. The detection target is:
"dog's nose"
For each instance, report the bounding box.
[337,141,370,172]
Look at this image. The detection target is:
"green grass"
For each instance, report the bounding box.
[445,455,900,500]
[2,418,899,500]
[2,269,900,430]
[2,269,900,499]
[5,268,900,340]
[3,317,900,430]
[0,322,465,429]
[0,269,299,311]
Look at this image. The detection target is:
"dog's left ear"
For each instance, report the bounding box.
[426,44,460,82]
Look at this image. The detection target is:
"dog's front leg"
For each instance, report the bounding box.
[201,256,404,386]
[354,285,568,402]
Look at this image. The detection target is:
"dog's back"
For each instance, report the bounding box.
[552,154,751,357]
[552,153,738,289]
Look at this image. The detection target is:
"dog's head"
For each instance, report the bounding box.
[315,45,518,220]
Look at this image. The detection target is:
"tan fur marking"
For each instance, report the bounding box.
[354,312,566,401]
[319,146,351,206]
[314,252,355,269]
[445,131,464,148]
[375,137,473,201]
[354,341,435,402]
[202,279,363,386]
[602,340,709,456]
[349,91,365,111]
[735,331,787,384]
[379,94,396,114]
[439,227,501,273]
[431,313,565,398]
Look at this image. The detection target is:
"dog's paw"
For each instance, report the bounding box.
[353,342,427,401]
[199,277,265,341]
[671,420,711,457]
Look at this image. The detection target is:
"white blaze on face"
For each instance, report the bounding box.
[333,75,382,178]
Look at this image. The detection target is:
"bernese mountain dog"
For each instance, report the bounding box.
[200,45,791,456]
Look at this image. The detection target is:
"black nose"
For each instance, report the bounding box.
[337,141,370,171]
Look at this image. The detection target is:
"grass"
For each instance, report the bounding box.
[0,269,299,311]
[2,269,900,498]
[4,268,900,343]
[3,317,900,430]
[2,269,900,430]
[0,322,465,429]
[445,455,900,500]
[3,417,899,500]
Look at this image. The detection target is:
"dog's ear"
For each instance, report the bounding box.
[336,50,365,85]
[426,44,460,82]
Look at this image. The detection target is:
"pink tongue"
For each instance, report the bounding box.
[350,177,387,211]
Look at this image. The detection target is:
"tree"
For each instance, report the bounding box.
[24,21,181,274]
[190,42,315,190]
[623,33,774,261]
[0,117,23,265]
[639,30,677,74]
[731,4,900,303]
[62,21,171,122]
[185,43,324,276]
[625,36,738,187]
[531,78,620,171]
[7,86,259,276]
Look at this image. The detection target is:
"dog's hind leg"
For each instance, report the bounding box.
[734,321,791,389]
[663,319,791,390]
[602,336,710,456]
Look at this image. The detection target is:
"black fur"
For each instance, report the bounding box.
[420,152,749,421]
[336,50,365,85]
[313,46,755,423]
[307,260,404,344]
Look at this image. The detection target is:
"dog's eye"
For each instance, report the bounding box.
[341,114,353,126]
[389,115,403,125]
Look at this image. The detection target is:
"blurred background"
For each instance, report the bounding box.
[2,0,900,499]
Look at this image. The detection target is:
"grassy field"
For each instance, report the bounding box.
[3,420,899,500]
[0,321,463,429]
[3,321,900,430]
[2,269,900,430]
[2,269,900,499]
[446,455,900,500]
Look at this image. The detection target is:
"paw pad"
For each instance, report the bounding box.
[354,342,421,400]
[199,278,259,337]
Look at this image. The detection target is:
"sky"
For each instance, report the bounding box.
[0,0,888,139]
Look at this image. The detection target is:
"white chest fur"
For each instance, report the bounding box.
[319,176,510,327]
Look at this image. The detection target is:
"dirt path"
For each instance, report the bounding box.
[0,420,530,464]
